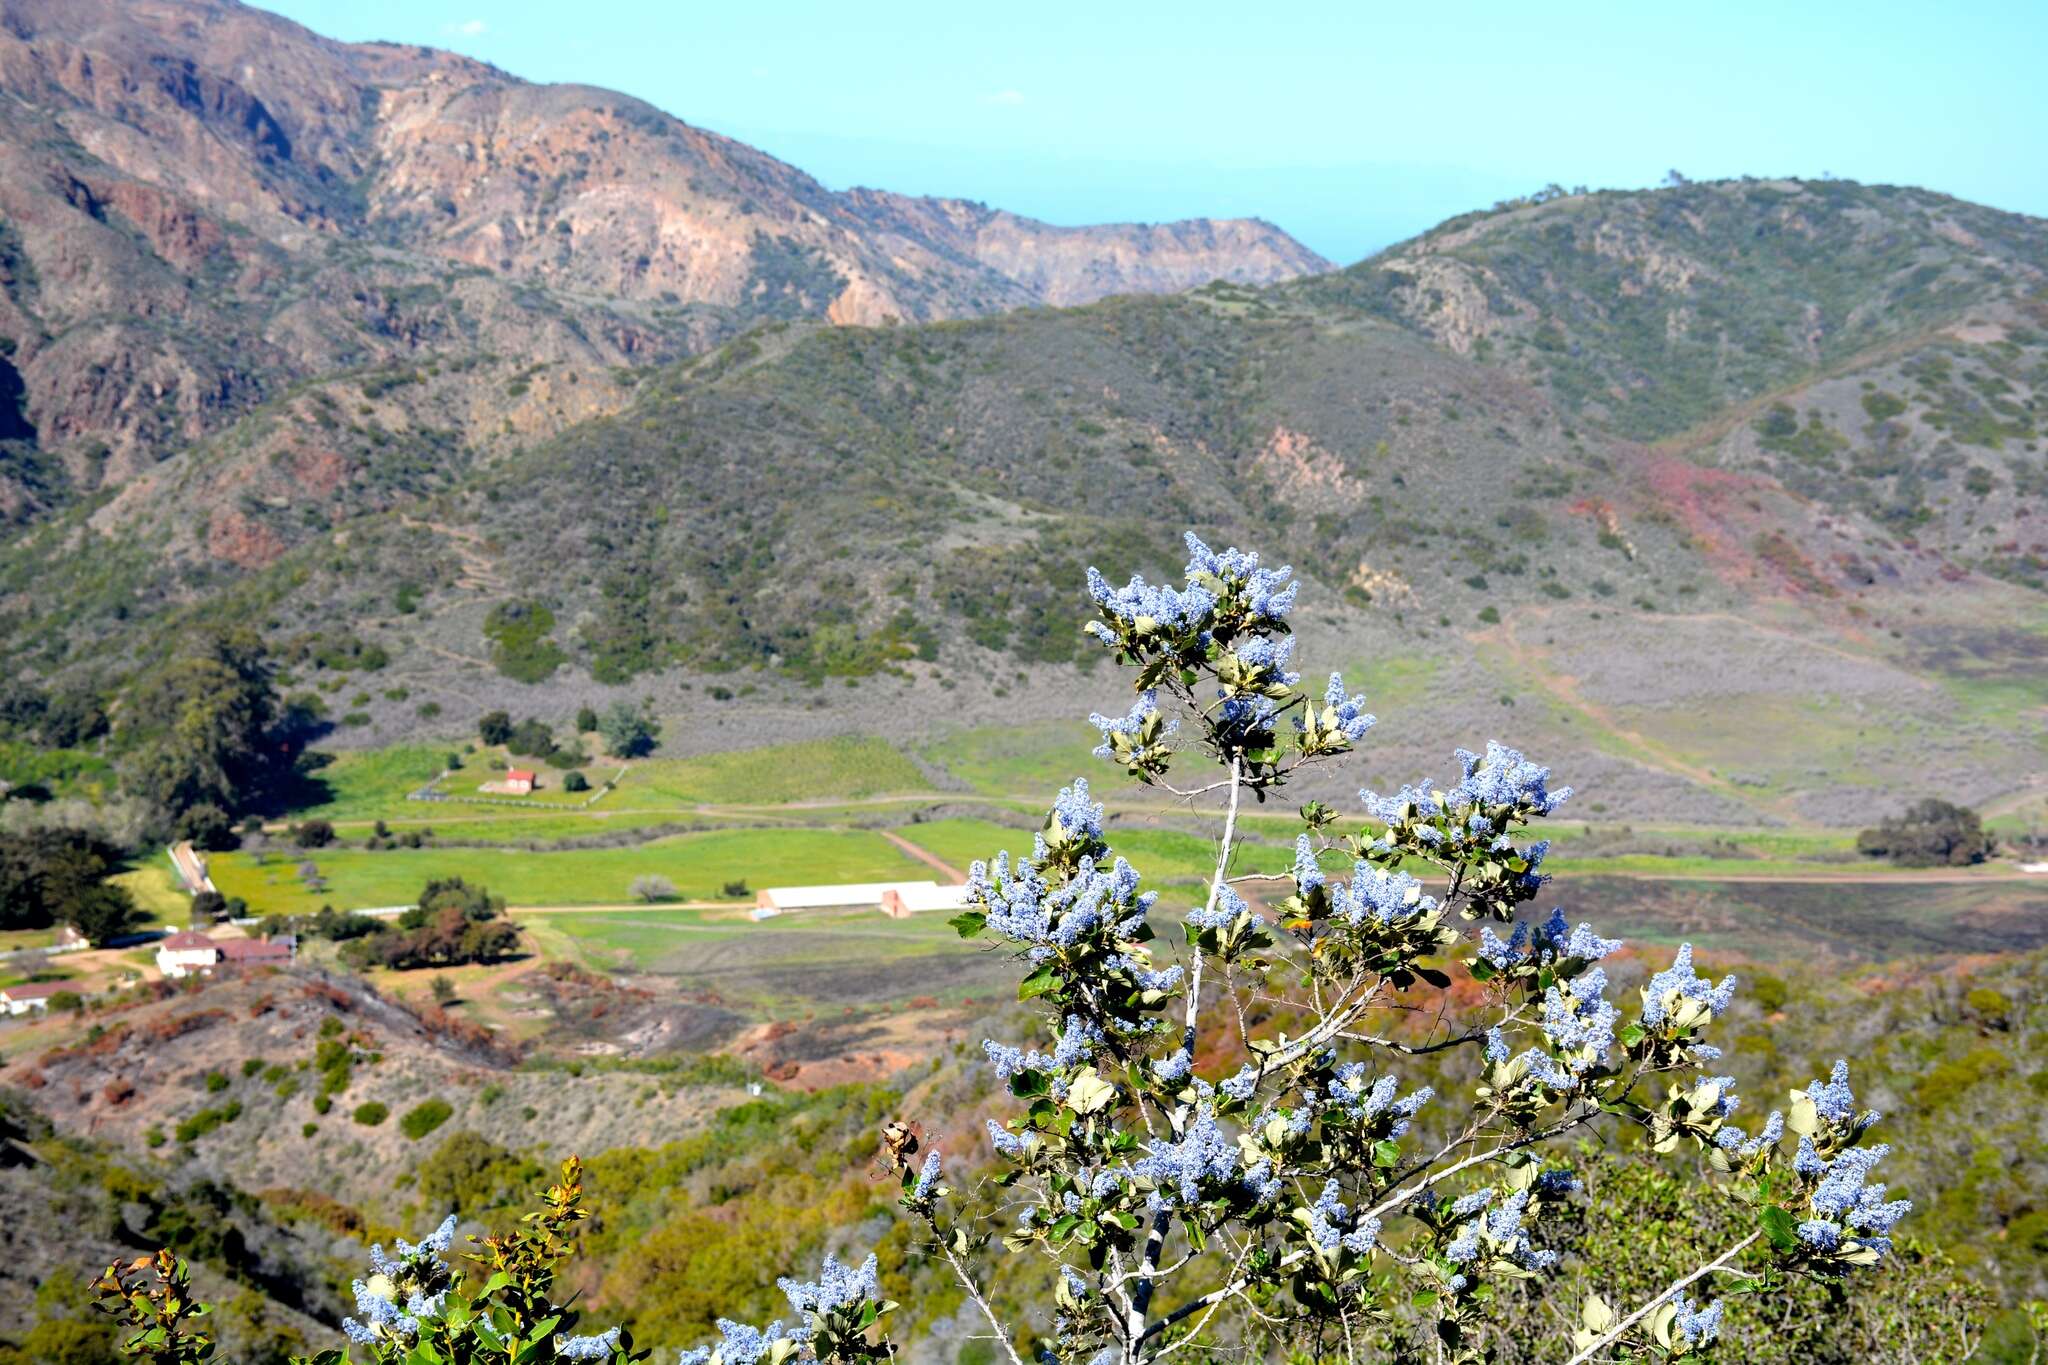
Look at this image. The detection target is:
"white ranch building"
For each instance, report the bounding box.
[0,981,69,1015]
[754,881,970,917]
[156,931,295,979]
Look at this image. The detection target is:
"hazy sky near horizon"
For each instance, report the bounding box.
[262,0,2047,264]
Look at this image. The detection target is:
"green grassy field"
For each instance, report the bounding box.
[244,732,2032,934]
[290,744,450,821]
[211,828,936,914]
[918,721,1098,797]
[279,737,936,838]
[370,810,725,844]
[895,815,1307,888]
[629,737,930,805]
[522,905,1004,1010]
[111,863,189,926]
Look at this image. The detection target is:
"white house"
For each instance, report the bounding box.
[156,931,222,979]
[157,931,295,979]
[0,980,69,1015]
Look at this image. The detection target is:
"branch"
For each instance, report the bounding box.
[1140,1070,1602,1348]
[929,1220,1027,1365]
[1335,1028,1491,1056]
[1148,1239,1258,1362]
[1128,753,1243,1360]
[1560,1231,1760,1365]
[1362,1110,1591,1226]
[1142,1244,1307,1344]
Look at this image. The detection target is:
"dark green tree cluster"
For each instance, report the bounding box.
[340,878,519,971]
[286,906,384,942]
[598,701,660,759]
[0,676,108,749]
[1857,798,1997,867]
[0,828,142,944]
[474,713,589,769]
[118,630,311,834]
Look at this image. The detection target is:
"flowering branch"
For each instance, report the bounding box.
[1563,1231,1760,1364]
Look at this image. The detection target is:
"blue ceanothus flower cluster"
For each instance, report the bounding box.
[343,1215,458,1347]
[665,531,1911,1365]
[676,1254,895,1365]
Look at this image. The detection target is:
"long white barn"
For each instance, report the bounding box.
[754,881,971,917]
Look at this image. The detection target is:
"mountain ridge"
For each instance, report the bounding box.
[0,0,1325,511]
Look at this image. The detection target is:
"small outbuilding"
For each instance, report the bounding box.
[879,884,974,918]
[505,768,537,795]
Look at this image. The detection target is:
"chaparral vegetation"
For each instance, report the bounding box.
[91,536,1944,1364]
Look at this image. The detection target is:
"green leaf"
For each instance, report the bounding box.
[1019,964,1059,1000]
[1759,1204,1799,1252]
[948,910,987,939]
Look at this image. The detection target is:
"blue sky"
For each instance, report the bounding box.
[263,0,2047,265]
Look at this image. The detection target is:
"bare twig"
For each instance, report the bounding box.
[930,1221,1027,1365]
[1560,1232,1760,1365]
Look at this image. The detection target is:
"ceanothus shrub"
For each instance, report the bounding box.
[98,533,1909,1365]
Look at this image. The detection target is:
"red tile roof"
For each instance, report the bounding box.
[506,768,537,782]
[218,939,292,962]
[159,931,218,952]
[1,980,72,1000]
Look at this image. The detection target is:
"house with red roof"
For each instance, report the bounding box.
[156,930,295,979]
[0,980,72,1015]
[505,767,537,795]
[155,931,220,979]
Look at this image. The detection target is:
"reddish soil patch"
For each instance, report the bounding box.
[288,445,351,498]
[1636,454,1794,592]
[206,506,288,568]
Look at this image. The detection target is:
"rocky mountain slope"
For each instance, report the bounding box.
[0,0,1324,516]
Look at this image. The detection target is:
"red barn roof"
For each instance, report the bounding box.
[0,980,71,1000]
[159,931,218,952]
[506,768,537,782]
